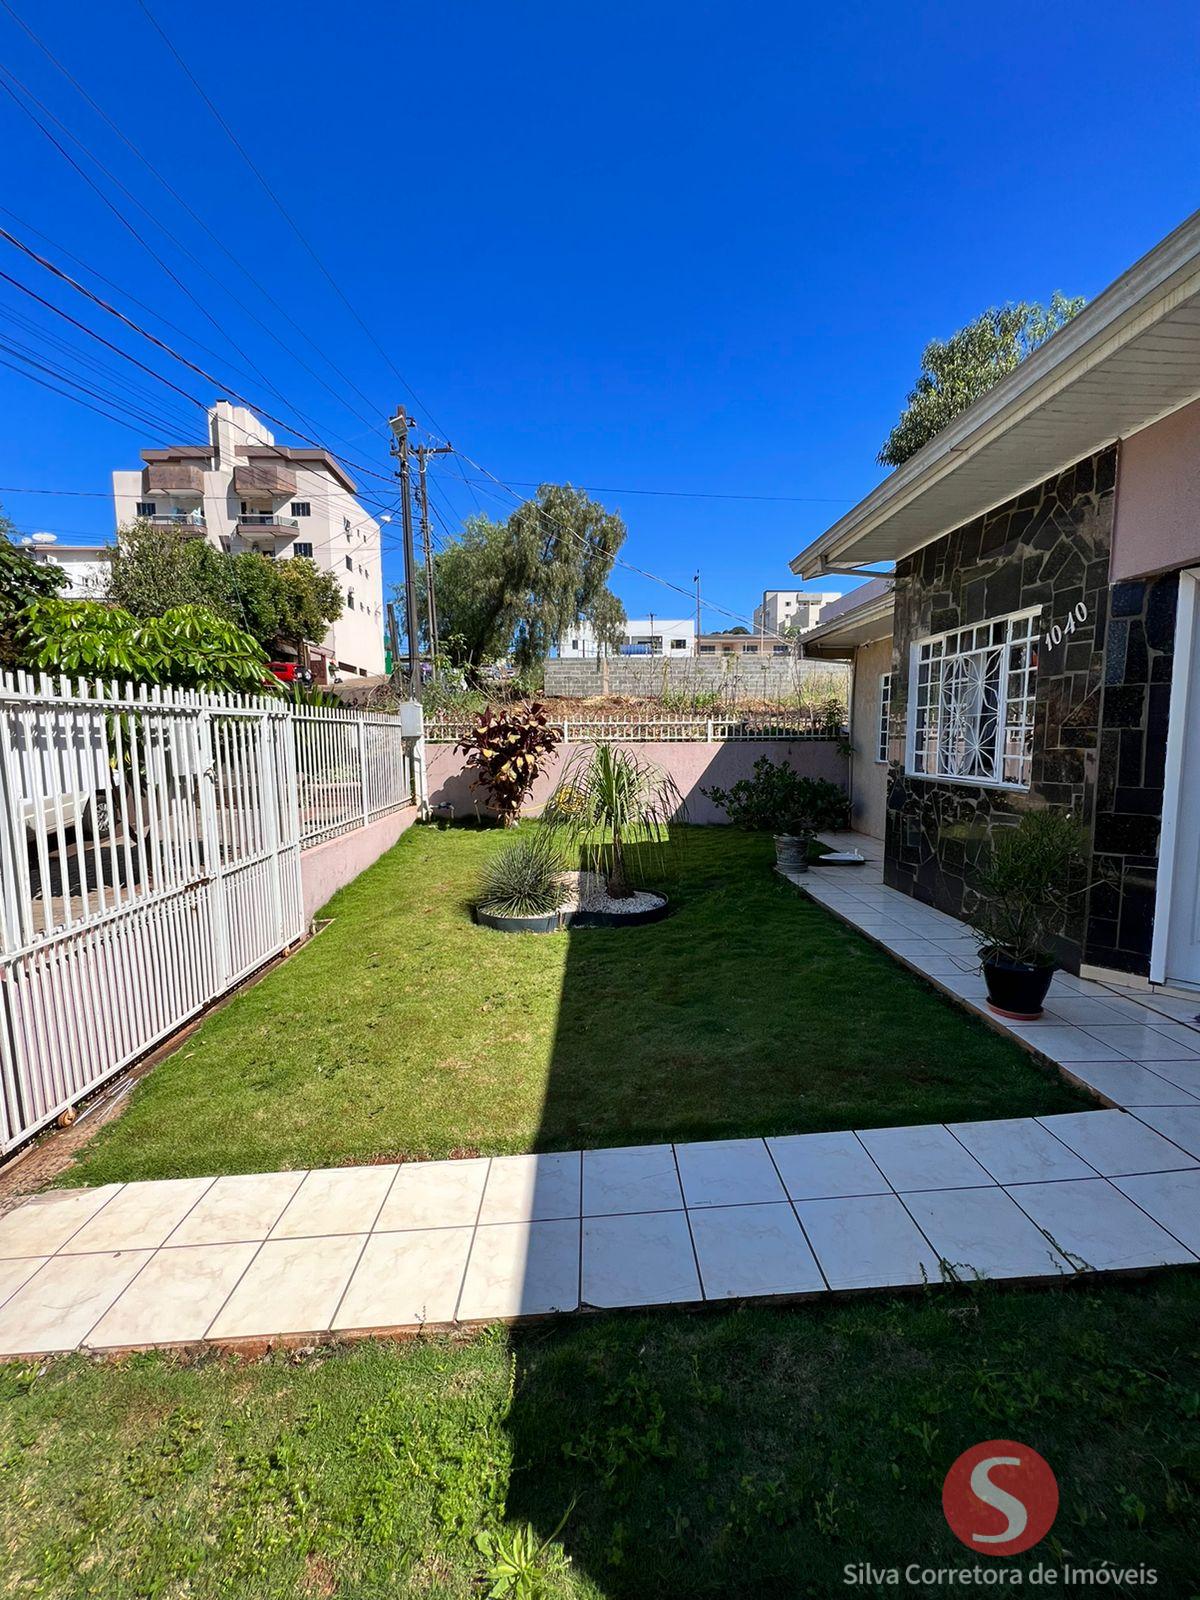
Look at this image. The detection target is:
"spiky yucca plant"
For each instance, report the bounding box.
[543,743,683,899]
[478,829,565,918]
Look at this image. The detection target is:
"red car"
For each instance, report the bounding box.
[268,661,298,683]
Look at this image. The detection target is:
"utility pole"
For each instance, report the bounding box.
[388,407,421,697]
[413,440,453,678]
[694,571,701,652]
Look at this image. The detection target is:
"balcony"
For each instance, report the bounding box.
[236,514,298,531]
[233,462,297,498]
[143,461,206,495]
[146,511,206,532]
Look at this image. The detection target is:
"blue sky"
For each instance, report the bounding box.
[1,0,1197,628]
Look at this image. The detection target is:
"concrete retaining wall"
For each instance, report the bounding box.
[544,654,849,701]
[425,740,847,826]
[300,804,420,923]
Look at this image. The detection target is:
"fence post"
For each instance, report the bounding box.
[561,717,569,744]
[705,716,714,742]
[357,716,370,829]
[196,699,231,993]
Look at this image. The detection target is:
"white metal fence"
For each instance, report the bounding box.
[0,673,420,1154]
[425,715,842,744]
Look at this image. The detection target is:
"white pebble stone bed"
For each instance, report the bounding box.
[556,870,666,917]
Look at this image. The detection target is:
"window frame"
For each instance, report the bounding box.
[905,606,1041,791]
[293,540,314,559]
[876,672,891,764]
[136,501,156,518]
[292,501,311,518]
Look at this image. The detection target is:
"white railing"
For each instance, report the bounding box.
[292,702,417,845]
[0,673,422,1154]
[425,715,843,744]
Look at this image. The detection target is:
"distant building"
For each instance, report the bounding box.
[697,631,793,657]
[19,535,112,599]
[752,589,839,637]
[556,617,696,658]
[111,401,385,678]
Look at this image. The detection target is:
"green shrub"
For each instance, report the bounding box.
[478,830,565,917]
[703,757,848,837]
[458,702,562,824]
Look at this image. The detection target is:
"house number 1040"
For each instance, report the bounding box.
[1042,600,1089,650]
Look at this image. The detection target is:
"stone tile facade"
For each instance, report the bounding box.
[882,445,1178,977]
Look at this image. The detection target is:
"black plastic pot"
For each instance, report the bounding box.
[981,950,1056,1021]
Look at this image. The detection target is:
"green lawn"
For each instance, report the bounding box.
[69,824,1088,1185]
[2,1273,1197,1596]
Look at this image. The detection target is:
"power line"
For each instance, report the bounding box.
[0,2,392,440]
[456,474,857,505]
[133,0,451,447]
[0,229,399,488]
[0,66,343,451]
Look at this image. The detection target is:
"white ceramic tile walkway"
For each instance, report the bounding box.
[0,1104,1196,1356]
[0,837,1196,1358]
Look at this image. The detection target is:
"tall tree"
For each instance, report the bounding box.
[396,486,627,672]
[1,506,66,667]
[106,520,341,657]
[878,294,1085,467]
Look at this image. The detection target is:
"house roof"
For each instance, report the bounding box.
[791,209,1200,577]
[800,577,894,658]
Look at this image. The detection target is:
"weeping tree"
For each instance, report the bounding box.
[543,742,684,899]
[395,486,627,674]
[878,295,1085,467]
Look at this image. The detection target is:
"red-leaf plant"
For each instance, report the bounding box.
[458,701,562,825]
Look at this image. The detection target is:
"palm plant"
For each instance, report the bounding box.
[543,743,683,899]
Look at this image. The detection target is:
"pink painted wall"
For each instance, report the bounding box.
[425,739,848,826]
[1114,398,1200,581]
[300,804,419,923]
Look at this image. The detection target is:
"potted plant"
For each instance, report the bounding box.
[965,810,1089,1020]
[703,757,848,873]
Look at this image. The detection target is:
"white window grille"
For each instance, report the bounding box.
[877,672,891,763]
[908,609,1039,788]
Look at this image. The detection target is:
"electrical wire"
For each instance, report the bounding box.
[0,0,390,436]
[133,0,451,447]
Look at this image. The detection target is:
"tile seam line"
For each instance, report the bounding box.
[186,1171,314,1342]
[850,1127,952,1285]
[47,1179,128,1258]
[998,1176,1128,1277]
[761,1137,829,1292]
[164,1169,306,1249]
[669,1142,706,1303]
[1103,1172,1200,1260]
[941,1118,1104,1186]
[75,1175,219,1352]
[1129,1109,1200,1163]
[328,1163,405,1332]
[451,1155,493,1324]
[1034,1111,1187,1175]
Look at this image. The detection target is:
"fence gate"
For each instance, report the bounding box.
[0,674,305,1153]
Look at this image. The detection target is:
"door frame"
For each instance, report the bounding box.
[1150,567,1200,986]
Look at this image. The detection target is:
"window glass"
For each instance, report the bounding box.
[909,610,1039,788]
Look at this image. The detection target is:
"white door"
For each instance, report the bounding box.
[1155,568,1200,990]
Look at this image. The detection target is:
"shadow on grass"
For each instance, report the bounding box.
[488,831,1142,1595]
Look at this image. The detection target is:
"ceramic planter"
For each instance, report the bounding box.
[774,834,809,873]
[981,950,1056,1020]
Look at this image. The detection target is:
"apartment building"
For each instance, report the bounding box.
[752,589,839,636]
[112,401,385,678]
